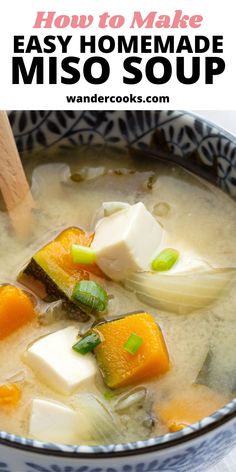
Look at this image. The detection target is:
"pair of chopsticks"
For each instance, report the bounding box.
[0,111,34,237]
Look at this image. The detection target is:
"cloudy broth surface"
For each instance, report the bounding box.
[0,146,235,444]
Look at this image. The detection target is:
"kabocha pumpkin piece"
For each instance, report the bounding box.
[0,384,21,408]
[156,384,229,432]
[94,313,170,389]
[18,227,104,310]
[0,285,36,340]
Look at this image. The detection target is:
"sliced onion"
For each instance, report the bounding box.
[114,387,146,412]
[32,164,70,197]
[113,388,154,439]
[3,369,26,384]
[37,300,64,325]
[71,167,106,182]
[124,268,235,314]
[75,394,120,444]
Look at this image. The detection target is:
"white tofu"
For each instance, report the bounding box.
[25,326,97,395]
[29,399,80,444]
[91,202,163,280]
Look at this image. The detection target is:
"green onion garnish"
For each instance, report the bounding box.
[123,332,143,354]
[151,248,179,272]
[71,244,96,264]
[72,280,108,312]
[103,390,116,401]
[73,331,101,355]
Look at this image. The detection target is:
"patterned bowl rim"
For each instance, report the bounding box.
[0,401,235,458]
[184,110,236,145]
[0,110,236,458]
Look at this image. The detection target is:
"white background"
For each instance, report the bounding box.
[195,111,236,136]
[0,0,235,110]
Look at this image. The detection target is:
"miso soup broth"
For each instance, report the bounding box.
[0,145,235,445]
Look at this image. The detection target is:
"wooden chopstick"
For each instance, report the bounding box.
[0,111,34,237]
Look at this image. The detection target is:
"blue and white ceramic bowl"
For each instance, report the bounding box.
[1,110,236,472]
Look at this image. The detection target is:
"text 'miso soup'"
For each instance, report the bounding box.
[0,146,235,445]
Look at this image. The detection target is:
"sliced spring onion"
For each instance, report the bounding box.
[153,202,170,217]
[72,331,101,355]
[71,244,96,264]
[123,332,143,354]
[152,248,179,272]
[103,390,116,401]
[72,280,108,312]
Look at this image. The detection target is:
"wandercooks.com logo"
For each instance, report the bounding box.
[66,94,170,104]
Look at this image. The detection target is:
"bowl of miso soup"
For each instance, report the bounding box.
[0,110,236,472]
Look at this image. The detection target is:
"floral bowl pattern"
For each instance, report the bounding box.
[0,110,235,472]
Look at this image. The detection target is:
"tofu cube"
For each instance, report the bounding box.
[29,399,79,444]
[25,326,97,395]
[91,202,163,280]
